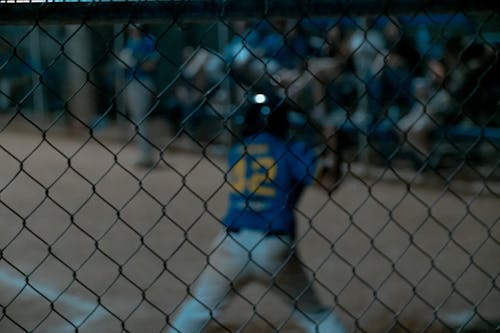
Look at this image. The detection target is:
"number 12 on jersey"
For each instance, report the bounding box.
[229,146,277,197]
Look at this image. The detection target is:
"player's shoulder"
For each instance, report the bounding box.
[287,140,311,155]
[285,140,317,168]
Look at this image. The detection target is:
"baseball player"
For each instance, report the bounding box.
[119,24,160,167]
[168,94,347,333]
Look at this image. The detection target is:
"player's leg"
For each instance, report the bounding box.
[168,266,231,333]
[125,78,155,166]
[167,232,251,333]
[243,233,345,332]
[274,253,348,333]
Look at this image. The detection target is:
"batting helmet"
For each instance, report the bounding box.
[231,93,290,140]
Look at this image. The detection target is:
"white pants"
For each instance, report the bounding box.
[124,77,156,163]
[168,230,347,333]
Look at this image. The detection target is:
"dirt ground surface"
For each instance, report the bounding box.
[0,120,499,333]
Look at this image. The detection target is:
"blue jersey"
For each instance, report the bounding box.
[223,133,317,236]
[125,33,159,79]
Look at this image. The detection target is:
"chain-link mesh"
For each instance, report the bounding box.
[1,1,499,332]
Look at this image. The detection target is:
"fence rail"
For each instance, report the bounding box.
[1,0,500,25]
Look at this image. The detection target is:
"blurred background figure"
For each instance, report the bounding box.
[0,43,32,113]
[349,17,386,120]
[308,24,358,188]
[397,59,452,157]
[162,44,229,142]
[398,36,498,167]
[162,46,211,136]
[365,18,421,125]
[118,24,160,168]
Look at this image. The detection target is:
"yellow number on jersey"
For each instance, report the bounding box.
[248,157,276,196]
[229,147,277,197]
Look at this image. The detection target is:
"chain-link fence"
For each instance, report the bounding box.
[1,1,499,332]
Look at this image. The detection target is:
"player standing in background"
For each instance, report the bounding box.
[119,24,160,168]
[168,94,347,333]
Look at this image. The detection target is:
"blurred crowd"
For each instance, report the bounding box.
[1,16,499,168]
[167,16,499,168]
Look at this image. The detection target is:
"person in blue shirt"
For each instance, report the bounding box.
[119,24,160,168]
[168,94,347,333]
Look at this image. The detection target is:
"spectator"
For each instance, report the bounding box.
[398,38,497,162]
[397,59,454,157]
[348,17,386,119]
[163,21,262,140]
[395,36,462,159]
[223,20,262,67]
[0,44,32,112]
[162,46,209,137]
[309,24,358,186]
[118,24,160,168]
[222,20,263,103]
[447,40,498,125]
[311,24,358,123]
[229,19,315,99]
[258,19,311,70]
[365,19,421,124]
[164,45,227,139]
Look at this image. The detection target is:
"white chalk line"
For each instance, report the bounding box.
[0,268,109,331]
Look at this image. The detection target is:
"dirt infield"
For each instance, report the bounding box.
[0,125,499,333]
